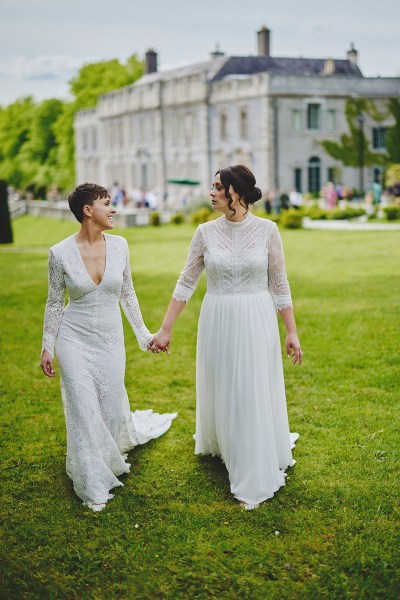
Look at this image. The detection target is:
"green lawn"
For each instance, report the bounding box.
[0,215,399,599]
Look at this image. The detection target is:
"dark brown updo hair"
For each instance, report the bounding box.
[68,182,110,223]
[216,164,262,217]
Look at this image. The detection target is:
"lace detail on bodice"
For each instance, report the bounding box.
[172,213,292,310]
[41,234,152,356]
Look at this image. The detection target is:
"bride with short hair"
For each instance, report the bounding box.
[41,182,176,511]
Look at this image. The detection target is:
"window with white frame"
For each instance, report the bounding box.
[240,108,248,139]
[294,168,302,192]
[220,111,227,141]
[372,127,387,150]
[307,104,321,130]
[308,156,321,193]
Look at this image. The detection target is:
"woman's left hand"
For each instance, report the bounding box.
[286,332,303,366]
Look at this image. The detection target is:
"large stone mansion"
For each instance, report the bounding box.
[74,27,400,207]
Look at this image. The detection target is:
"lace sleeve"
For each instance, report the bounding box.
[120,241,153,351]
[41,249,65,358]
[172,226,205,302]
[268,223,293,311]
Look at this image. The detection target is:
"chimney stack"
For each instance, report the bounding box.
[210,43,224,59]
[257,26,270,57]
[322,58,336,75]
[347,43,358,65]
[145,49,158,74]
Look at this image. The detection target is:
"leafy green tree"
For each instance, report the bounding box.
[0,97,36,187]
[0,55,144,192]
[54,55,145,189]
[386,99,400,163]
[319,99,385,168]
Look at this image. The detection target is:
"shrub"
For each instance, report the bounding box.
[190,207,212,225]
[280,209,303,229]
[383,206,400,221]
[149,211,161,226]
[265,213,280,224]
[328,207,366,220]
[207,211,220,221]
[251,208,280,223]
[170,212,184,224]
[303,204,328,220]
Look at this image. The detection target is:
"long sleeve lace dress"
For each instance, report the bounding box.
[173,213,298,506]
[42,233,176,509]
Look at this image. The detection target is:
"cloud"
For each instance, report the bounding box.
[0,55,83,81]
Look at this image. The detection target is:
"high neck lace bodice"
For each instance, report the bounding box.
[172,215,292,309]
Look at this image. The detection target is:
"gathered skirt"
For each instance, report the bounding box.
[195,291,298,505]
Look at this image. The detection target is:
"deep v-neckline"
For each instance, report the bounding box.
[73,234,108,287]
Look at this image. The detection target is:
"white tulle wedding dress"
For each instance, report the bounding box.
[42,233,176,510]
[173,213,298,507]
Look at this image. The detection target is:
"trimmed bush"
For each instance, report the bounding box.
[190,207,212,225]
[383,206,400,221]
[304,204,328,220]
[252,209,280,223]
[328,207,366,220]
[280,209,303,229]
[149,211,161,226]
[170,212,184,224]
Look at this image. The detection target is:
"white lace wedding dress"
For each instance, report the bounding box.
[173,213,298,506]
[42,233,176,509]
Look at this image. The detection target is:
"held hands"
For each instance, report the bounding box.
[41,350,55,377]
[286,332,303,366]
[148,327,171,355]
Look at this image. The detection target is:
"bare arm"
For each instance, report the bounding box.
[279,306,302,365]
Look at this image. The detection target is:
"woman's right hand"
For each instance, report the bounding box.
[151,327,171,354]
[41,350,55,377]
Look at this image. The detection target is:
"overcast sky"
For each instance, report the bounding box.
[1,0,399,106]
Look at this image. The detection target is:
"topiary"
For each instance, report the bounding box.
[170,212,184,224]
[190,207,212,225]
[280,209,303,229]
[149,211,161,226]
[304,204,328,220]
[383,206,400,221]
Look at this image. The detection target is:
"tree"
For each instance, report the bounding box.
[0,54,145,192]
[319,99,386,168]
[53,55,145,189]
[386,99,400,163]
[0,97,36,188]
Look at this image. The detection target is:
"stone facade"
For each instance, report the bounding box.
[74,29,400,207]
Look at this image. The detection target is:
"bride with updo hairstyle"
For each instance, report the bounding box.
[218,164,263,214]
[152,164,302,510]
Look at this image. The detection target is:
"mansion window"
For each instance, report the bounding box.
[92,129,97,151]
[294,168,302,192]
[308,156,321,193]
[372,127,387,150]
[220,111,227,141]
[307,104,321,130]
[327,167,337,184]
[240,108,248,139]
[327,110,336,131]
[291,109,302,131]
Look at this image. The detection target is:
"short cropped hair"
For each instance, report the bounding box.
[68,182,110,223]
